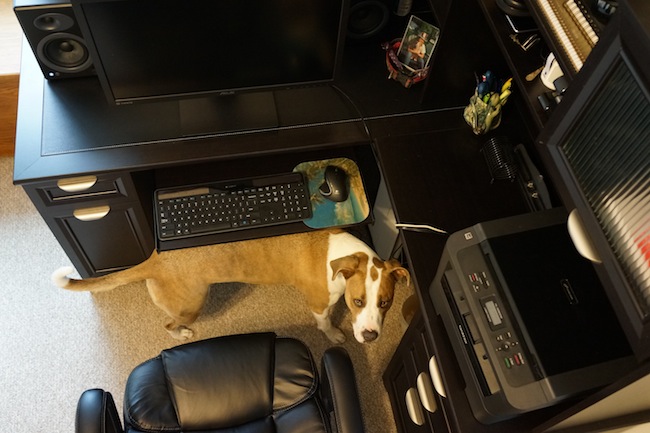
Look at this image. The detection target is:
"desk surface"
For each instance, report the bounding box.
[12,48,371,184]
[12,40,441,185]
[373,109,534,287]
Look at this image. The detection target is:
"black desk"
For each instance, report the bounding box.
[13,1,650,431]
[12,46,390,277]
[374,110,650,433]
[11,36,591,433]
[371,112,589,432]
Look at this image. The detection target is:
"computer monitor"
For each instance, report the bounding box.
[72,0,349,133]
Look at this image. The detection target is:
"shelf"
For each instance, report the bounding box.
[477,0,612,134]
[478,0,553,133]
[524,0,609,81]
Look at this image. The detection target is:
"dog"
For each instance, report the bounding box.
[52,229,410,343]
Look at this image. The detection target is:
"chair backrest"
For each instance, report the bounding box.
[123,333,324,432]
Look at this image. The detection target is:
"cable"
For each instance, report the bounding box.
[331,84,373,142]
[395,223,447,234]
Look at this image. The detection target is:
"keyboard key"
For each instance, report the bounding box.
[190,221,232,234]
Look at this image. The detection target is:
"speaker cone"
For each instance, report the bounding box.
[37,33,91,73]
[348,0,390,39]
[33,12,74,32]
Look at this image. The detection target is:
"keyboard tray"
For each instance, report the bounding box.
[154,172,311,240]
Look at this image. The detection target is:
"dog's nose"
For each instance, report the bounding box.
[362,330,378,342]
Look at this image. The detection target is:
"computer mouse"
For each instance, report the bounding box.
[319,165,349,202]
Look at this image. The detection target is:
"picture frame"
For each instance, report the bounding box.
[397,15,440,72]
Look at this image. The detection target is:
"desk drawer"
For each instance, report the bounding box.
[35,174,132,206]
[385,311,450,433]
[21,171,155,278]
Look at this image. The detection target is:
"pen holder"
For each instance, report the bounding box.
[463,90,503,135]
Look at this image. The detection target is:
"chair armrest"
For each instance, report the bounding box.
[76,389,124,433]
[320,347,366,433]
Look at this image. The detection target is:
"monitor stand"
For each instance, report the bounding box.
[179,92,279,136]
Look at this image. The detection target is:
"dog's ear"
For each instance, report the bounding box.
[330,255,360,280]
[387,259,410,287]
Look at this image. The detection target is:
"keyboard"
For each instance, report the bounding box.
[532,0,600,72]
[155,172,312,240]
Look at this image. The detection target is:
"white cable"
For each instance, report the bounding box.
[395,223,447,234]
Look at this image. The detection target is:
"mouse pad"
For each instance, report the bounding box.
[293,157,370,229]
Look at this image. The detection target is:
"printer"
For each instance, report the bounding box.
[429,208,636,424]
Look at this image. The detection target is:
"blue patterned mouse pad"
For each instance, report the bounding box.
[294,157,370,229]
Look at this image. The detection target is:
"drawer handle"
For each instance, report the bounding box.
[57,175,98,193]
[417,372,438,413]
[429,355,447,398]
[405,387,425,426]
[73,205,110,221]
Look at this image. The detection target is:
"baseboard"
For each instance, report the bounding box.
[0,74,19,157]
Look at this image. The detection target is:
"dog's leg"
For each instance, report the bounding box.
[164,317,196,341]
[312,307,346,344]
[146,279,208,341]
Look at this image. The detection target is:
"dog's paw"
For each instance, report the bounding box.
[169,326,194,341]
[325,327,346,344]
[179,327,194,340]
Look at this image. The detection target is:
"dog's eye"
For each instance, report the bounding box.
[379,300,391,308]
[354,299,364,307]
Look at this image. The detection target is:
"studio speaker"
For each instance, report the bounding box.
[347,0,391,40]
[14,0,93,79]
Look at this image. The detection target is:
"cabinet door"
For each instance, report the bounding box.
[52,202,152,277]
[42,200,153,277]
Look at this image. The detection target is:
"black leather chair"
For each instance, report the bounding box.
[75,333,365,433]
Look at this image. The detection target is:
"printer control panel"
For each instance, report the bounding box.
[454,247,539,390]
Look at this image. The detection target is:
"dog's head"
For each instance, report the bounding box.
[331,253,410,343]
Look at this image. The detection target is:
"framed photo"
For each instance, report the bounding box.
[397,15,440,72]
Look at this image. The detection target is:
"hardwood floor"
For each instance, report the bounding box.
[0,74,17,156]
[0,0,21,156]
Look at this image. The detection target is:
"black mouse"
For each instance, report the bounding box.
[319,165,349,202]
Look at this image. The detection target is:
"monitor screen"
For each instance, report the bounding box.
[73,0,348,105]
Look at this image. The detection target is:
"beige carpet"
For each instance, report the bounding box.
[0,156,413,433]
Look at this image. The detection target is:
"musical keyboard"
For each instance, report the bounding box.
[532,0,601,72]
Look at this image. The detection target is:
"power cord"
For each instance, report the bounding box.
[331,86,447,237]
[395,223,447,234]
[331,84,372,142]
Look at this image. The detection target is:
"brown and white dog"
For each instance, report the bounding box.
[51,229,410,343]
